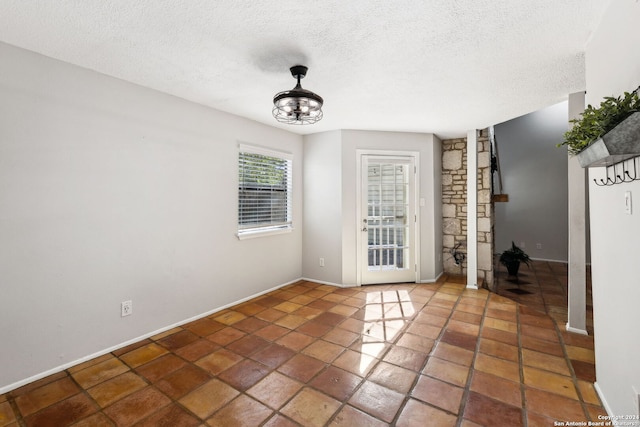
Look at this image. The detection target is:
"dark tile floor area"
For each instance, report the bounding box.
[0,261,603,426]
[495,260,594,334]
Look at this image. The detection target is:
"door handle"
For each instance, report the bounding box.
[362,227,368,232]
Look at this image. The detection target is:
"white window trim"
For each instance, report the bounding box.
[236,225,293,240]
[237,143,293,240]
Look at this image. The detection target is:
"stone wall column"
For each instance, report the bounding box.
[442,138,467,276]
[442,130,493,288]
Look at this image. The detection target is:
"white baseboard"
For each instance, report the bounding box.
[594,381,613,417]
[301,272,444,287]
[418,271,443,284]
[299,277,351,288]
[529,257,568,263]
[565,323,589,336]
[0,277,301,395]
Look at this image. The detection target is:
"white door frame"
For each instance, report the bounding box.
[356,149,421,285]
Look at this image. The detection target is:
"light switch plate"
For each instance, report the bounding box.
[625,191,632,215]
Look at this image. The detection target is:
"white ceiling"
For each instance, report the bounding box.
[0,1,611,138]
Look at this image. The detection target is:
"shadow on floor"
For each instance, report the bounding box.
[493,260,593,334]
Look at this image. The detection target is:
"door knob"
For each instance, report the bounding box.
[362,227,368,231]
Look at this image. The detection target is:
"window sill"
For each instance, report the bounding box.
[237,227,293,240]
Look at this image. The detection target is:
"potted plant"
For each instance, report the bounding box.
[499,242,531,278]
[558,88,640,167]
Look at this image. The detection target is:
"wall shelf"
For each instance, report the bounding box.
[577,112,640,168]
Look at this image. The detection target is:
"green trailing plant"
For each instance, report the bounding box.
[559,88,640,155]
[499,242,531,277]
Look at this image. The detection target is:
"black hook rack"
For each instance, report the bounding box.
[593,156,640,186]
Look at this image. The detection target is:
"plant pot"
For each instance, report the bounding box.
[576,112,640,167]
[505,261,520,277]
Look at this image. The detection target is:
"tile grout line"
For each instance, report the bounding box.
[6,392,26,427]
[348,285,419,424]
[454,286,491,427]
[553,317,595,421]
[386,282,448,426]
[261,286,348,427]
[254,284,370,425]
[320,285,410,426]
[270,282,417,426]
[115,327,206,425]
[151,329,228,425]
[223,283,324,426]
[373,285,421,426]
[435,282,482,423]
[516,296,529,427]
[105,290,306,425]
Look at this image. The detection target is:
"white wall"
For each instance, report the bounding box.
[585,2,640,416]
[429,135,443,280]
[301,130,442,287]
[340,130,443,285]
[494,102,569,261]
[302,131,343,285]
[0,42,303,391]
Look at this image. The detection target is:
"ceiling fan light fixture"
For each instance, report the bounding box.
[273,65,323,125]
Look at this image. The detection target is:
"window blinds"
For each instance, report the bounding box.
[238,145,292,235]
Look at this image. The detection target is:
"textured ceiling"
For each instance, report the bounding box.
[0,1,611,138]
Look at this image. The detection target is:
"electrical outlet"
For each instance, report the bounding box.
[319,258,325,267]
[121,300,132,317]
[536,243,542,250]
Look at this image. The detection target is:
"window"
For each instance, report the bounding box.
[238,144,293,238]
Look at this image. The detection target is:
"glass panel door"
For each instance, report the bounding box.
[361,155,416,284]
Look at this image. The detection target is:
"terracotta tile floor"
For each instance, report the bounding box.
[494,260,594,333]
[2,263,604,426]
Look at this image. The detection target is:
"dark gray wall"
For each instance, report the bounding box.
[494,101,569,261]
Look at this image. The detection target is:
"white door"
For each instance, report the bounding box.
[360,155,417,285]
